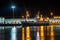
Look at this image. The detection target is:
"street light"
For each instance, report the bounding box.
[11,5,15,19]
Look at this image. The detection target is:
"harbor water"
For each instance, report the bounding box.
[0,25,60,40]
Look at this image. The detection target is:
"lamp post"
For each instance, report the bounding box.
[11,5,15,19]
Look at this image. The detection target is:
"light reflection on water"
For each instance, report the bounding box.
[10,26,17,40]
[40,26,45,40]
[0,25,60,40]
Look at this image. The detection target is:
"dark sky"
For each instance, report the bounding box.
[0,0,60,18]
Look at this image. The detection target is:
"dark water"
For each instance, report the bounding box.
[0,25,60,40]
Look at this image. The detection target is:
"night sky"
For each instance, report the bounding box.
[0,0,60,18]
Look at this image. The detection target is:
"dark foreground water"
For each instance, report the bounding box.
[0,25,60,40]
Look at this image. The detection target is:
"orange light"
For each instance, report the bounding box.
[22,16,24,18]
[26,11,30,17]
[50,26,54,40]
[26,26,30,40]
[22,27,25,40]
[50,12,53,16]
[40,26,45,40]
[54,16,60,18]
[39,15,43,21]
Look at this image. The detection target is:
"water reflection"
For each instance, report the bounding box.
[22,27,25,40]
[40,26,45,40]
[36,27,40,40]
[0,27,4,40]
[50,26,54,40]
[10,26,17,40]
[0,25,60,40]
[26,26,31,40]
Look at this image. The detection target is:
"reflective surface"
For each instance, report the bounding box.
[0,25,60,40]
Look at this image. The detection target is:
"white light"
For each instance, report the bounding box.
[10,27,17,40]
[11,6,15,9]
[36,32,40,40]
[13,26,16,30]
